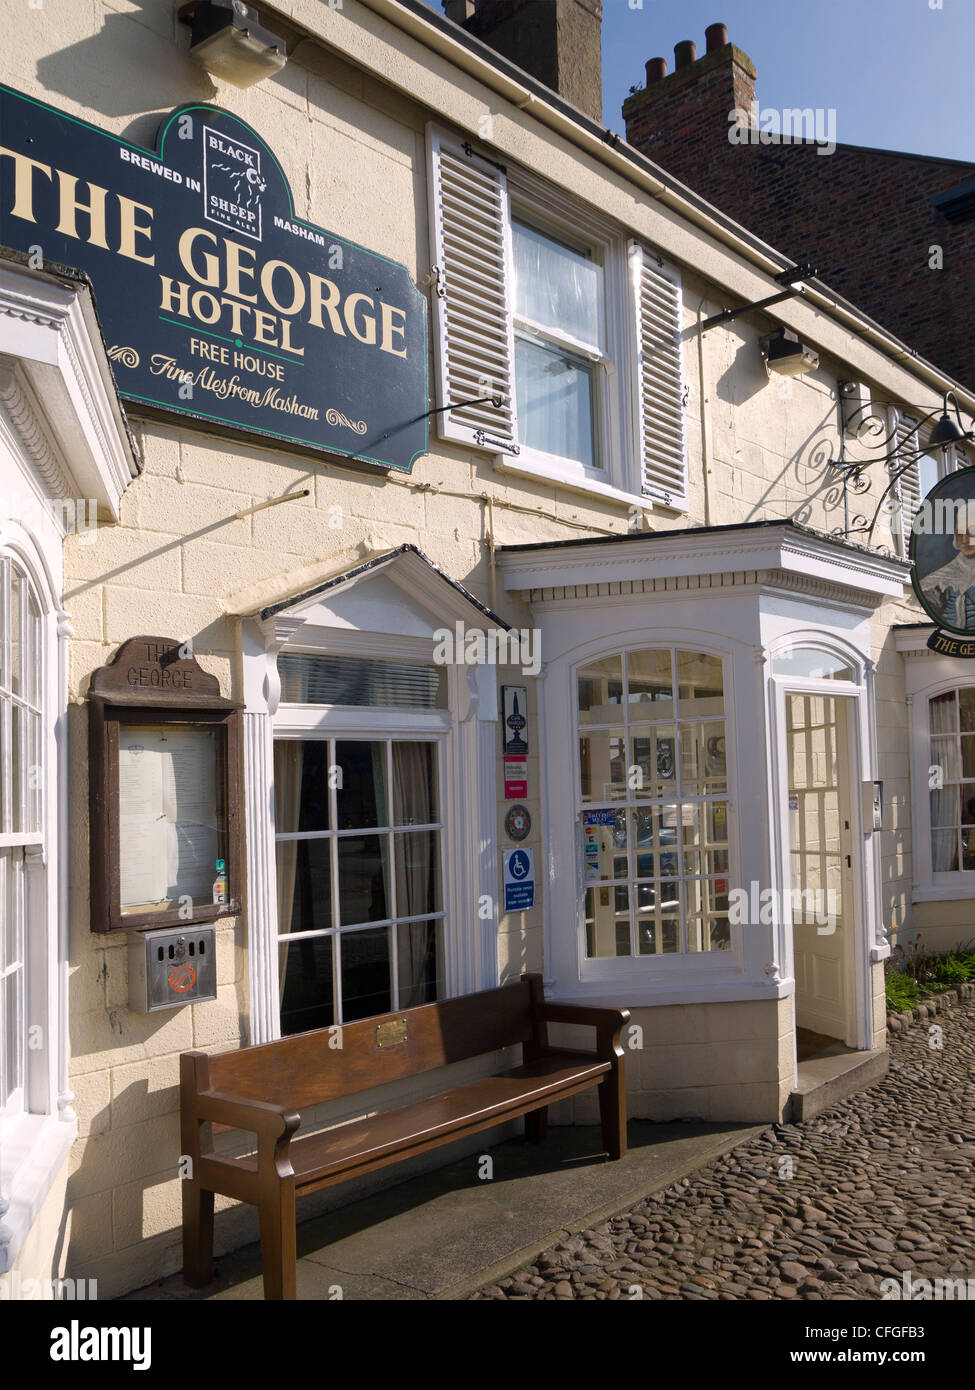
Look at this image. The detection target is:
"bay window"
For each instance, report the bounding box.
[577,648,731,958]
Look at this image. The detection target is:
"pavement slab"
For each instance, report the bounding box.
[121,1119,762,1301]
[473,998,975,1300]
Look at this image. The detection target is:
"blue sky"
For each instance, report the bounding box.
[420,0,974,164]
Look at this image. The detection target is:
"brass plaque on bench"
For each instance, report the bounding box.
[376,1019,408,1048]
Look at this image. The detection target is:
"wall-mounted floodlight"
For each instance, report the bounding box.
[760,327,819,378]
[180,1,286,88]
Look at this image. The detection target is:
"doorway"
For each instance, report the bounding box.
[785,692,858,1052]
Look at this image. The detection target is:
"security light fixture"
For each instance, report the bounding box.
[760,326,819,378]
[180,1,286,88]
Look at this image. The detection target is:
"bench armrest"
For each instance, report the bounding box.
[536,1003,631,1061]
[193,1089,301,1143]
[538,1003,631,1031]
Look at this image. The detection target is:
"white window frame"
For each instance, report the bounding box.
[426,126,686,512]
[242,575,502,1044]
[506,191,628,492]
[0,538,74,1275]
[908,669,975,900]
[543,633,745,999]
[271,708,451,1032]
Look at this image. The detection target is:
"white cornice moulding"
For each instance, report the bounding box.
[0,260,137,517]
[498,526,910,602]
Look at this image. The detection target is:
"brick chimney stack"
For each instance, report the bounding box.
[446,0,604,123]
[623,21,756,167]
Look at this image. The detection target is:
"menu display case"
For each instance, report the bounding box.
[88,636,242,933]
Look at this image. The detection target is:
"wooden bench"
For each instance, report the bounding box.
[179,973,629,1299]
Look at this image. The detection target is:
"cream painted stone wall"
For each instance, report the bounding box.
[909,901,975,956]
[5,0,969,1297]
[548,997,795,1125]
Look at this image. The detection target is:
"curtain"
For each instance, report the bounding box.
[929,694,959,872]
[392,743,436,1007]
[274,742,303,1005]
[512,219,601,345]
[515,336,596,469]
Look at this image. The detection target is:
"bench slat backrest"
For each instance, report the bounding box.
[205,977,538,1112]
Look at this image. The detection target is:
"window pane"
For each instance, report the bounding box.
[337,835,389,925]
[341,927,390,1021]
[771,648,854,681]
[3,849,22,970]
[24,587,40,708]
[631,724,676,796]
[637,901,680,955]
[709,802,729,843]
[515,336,597,469]
[677,651,725,708]
[931,788,957,828]
[274,740,330,833]
[627,650,674,707]
[964,829,975,871]
[11,704,25,835]
[580,728,626,800]
[929,691,958,734]
[397,920,440,1009]
[932,828,958,872]
[963,737,975,780]
[277,838,332,934]
[392,742,437,825]
[4,969,23,1104]
[280,937,334,1036]
[930,734,962,784]
[394,831,441,917]
[631,809,679,877]
[9,569,21,698]
[961,688,975,734]
[582,809,624,883]
[278,652,446,708]
[584,885,630,957]
[679,721,728,794]
[512,219,602,347]
[578,656,623,724]
[335,741,387,829]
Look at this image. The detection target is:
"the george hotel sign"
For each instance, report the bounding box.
[0,85,428,472]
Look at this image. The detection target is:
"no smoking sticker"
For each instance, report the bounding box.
[169,963,196,993]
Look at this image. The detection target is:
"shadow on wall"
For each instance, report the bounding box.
[35,0,214,138]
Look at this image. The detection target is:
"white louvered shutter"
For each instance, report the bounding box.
[427,130,517,451]
[892,412,922,555]
[630,243,687,508]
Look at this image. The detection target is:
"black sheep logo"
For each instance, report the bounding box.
[204,133,267,240]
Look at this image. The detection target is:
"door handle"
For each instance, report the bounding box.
[845,855,852,867]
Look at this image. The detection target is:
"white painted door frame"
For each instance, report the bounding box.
[769,673,876,1071]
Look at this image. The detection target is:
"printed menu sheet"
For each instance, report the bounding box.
[118,727,219,912]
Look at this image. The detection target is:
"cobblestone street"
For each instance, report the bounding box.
[473,1000,975,1300]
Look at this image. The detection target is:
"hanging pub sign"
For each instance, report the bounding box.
[0,84,428,472]
[911,467,975,658]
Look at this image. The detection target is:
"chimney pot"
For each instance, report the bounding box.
[646,56,667,84]
[674,39,697,69]
[705,22,728,53]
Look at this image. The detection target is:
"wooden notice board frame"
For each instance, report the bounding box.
[88,636,242,934]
